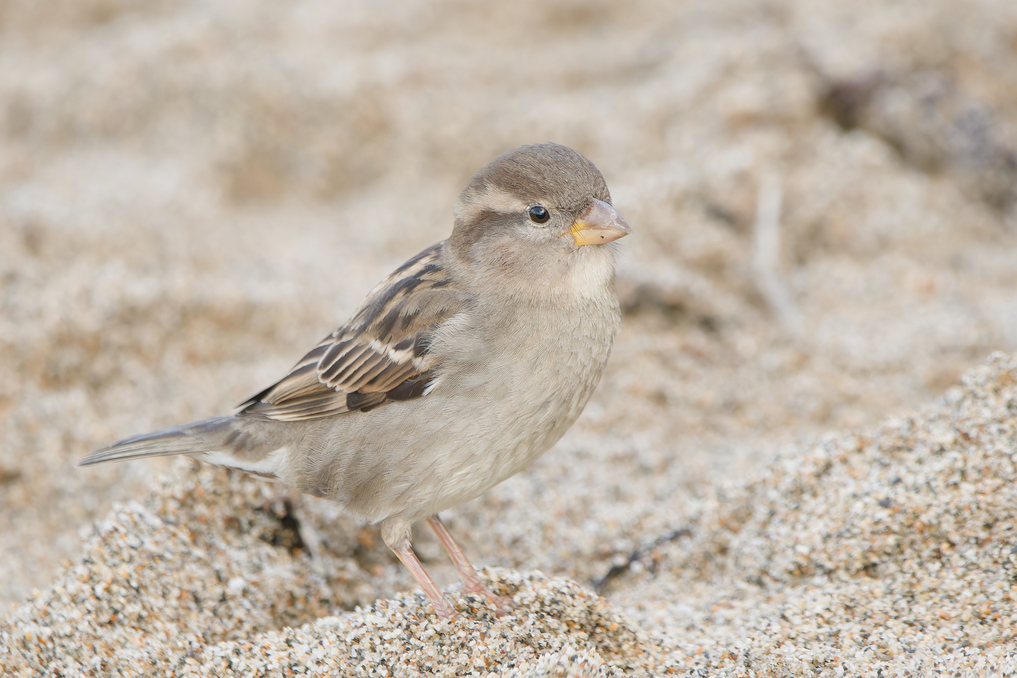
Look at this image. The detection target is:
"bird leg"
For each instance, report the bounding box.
[382,527,453,618]
[426,515,510,614]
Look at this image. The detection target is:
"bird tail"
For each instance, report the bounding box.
[79,417,234,466]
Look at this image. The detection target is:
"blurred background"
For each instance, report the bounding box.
[2,0,1017,608]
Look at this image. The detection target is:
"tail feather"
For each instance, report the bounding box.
[80,417,233,466]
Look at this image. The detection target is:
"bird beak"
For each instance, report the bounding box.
[569,199,633,246]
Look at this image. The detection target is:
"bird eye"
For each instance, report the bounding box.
[527,205,550,223]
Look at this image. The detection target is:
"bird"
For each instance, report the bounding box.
[80,142,632,618]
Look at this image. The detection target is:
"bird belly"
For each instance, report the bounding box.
[294,392,568,525]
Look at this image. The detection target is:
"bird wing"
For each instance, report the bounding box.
[237,243,468,421]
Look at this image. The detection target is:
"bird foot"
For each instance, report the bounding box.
[428,595,455,619]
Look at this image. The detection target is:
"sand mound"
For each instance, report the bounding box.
[0,468,658,676]
[620,352,1017,675]
[3,353,1015,676]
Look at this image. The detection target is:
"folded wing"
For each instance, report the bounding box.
[238,243,469,421]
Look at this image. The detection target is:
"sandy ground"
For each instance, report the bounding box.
[2,0,1017,674]
[4,354,1017,675]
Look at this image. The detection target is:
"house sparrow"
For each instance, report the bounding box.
[81,142,632,618]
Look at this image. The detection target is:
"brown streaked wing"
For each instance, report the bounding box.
[237,243,469,422]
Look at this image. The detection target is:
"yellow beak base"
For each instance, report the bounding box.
[570,199,633,246]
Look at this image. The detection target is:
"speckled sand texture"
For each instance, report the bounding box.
[616,352,1017,675]
[3,353,1017,676]
[0,468,660,676]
